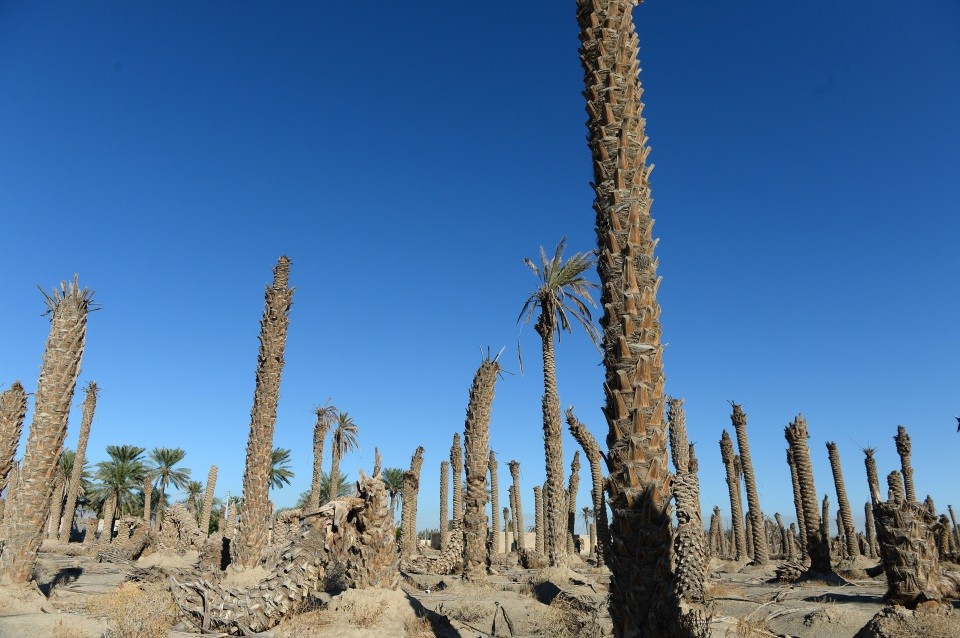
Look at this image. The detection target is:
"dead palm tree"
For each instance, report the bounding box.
[309,402,336,510]
[826,442,859,558]
[787,447,808,557]
[668,397,707,604]
[450,433,464,529]
[488,451,500,554]
[519,237,599,566]
[508,461,524,552]
[566,408,610,566]
[534,485,544,555]
[1,278,92,582]
[0,381,28,523]
[59,381,97,542]
[235,256,294,569]
[400,446,424,559]
[731,403,767,564]
[462,356,500,580]
[439,460,450,550]
[328,412,359,503]
[566,451,581,554]
[784,415,832,575]
[894,426,916,502]
[720,430,747,562]
[199,464,218,535]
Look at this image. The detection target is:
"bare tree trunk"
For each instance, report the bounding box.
[488,451,500,555]
[439,460,450,551]
[308,408,330,510]
[400,446,424,559]
[234,257,293,569]
[826,442,859,558]
[450,433,463,530]
[199,465,218,535]
[508,461,524,551]
[774,513,787,558]
[949,505,960,550]
[534,485,544,555]
[784,415,832,575]
[1,279,90,583]
[873,494,943,606]
[731,403,766,564]
[502,507,510,554]
[46,475,65,541]
[887,471,905,504]
[59,381,97,543]
[223,499,234,540]
[102,495,116,544]
[668,398,707,604]
[143,476,153,526]
[893,426,916,503]
[720,430,746,561]
[787,447,807,558]
[0,383,28,510]
[462,357,498,581]
[566,451,580,555]
[865,501,877,558]
[566,408,610,566]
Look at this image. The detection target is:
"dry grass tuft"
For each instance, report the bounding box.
[404,613,436,637]
[706,581,746,599]
[727,616,775,638]
[50,619,88,638]
[342,597,389,628]
[87,582,176,638]
[447,599,490,623]
[530,566,575,587]
[274,608,334,637]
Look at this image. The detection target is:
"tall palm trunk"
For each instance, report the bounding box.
[784,415,832,574]
[462,357,499,581]
[825,442,858,558]
[566,451,581,554]
[508,461,524,552]
[199,465,218,535]
[893,426,916,502]
[488,451,500,554]
[450,433,463,529]
[566,408,610,566]
[102,494,116,543]
[787,448,807,557]
[0,382,28,525]
[534,485,544,554]
[59,381,97,542]
[731,404,767,564]
[224,499,234,540]
[439,460,450,550]
[309,411,330,510]
[47,474,66,540]
[1,279,90,583]
[502,507,510,554]
[821,494,831,554]
[535,306,566,566]
[234,256,294,569]
[865,501,877,558]
[887,471,905,503]
[668,398,707,605]
[720,430,746,561]
[143,476,153,525]
[400,446,424,559]
[328,446,342,505]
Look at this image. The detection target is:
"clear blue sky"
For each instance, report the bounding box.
[2,2,958,535]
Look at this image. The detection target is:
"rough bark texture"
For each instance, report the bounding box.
[102,494,117,544]
[787,447,807,557]
[439,460,450,550]
[199,465,218,535]
[865,501,877,558]
[893,425,916,503]
[462,358,498,580]
[489,451,500,554]
[536,309,567,566]
[1,279,90,583]
[708,507,722,557]
[566,451,581,555]
[503,507,510,554]
[0,382,28,523]
[308,409,330,510]
[821,495,831,554]
[667,398,707,605]
[234,256,294,569]
[887,471,906,503]
[400,446,424,559]
[534,486,544,555]
[59,381,97,542]
[47,474,66,541]
[949,505,960,551]
[143,476,153,526]
[450,433,463,533]
[730,403,767,564]
[826,442,858,558]
[873,495,942,606]
[566,408,610,566]
[784,415,832,575]
[720,430,746,561]
[508,461,524,551]
[223,500,234,540]
[774,513,788,558]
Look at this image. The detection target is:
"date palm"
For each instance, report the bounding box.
[59,381,97,542]
[91,445,147,519]
[519,237,599,565]
[148,447,191,530]
[184,480,204,519]
[309,402,337,509]
[296,472,350,506]
[269,447,295,489]
[328,412,359,503]
[381,467,404,519]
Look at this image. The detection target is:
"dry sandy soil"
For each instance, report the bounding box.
[1,547,958,637]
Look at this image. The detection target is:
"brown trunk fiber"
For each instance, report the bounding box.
[566,408,610,566]
[731,403,767,564]
[0,382,27,507]
[450,433,463,530]
[488,451,500,554]
[439,460,450,551]
[508,461,524,551]
[667,398,707,604]
[462,357,498,580]
[199,465,218,535]
[566,451,580,555]
[308,408,331,510]
[893,426,916,503]
[720,430,747,561]
[400,446,424,559]
[826,442,859,558]
[787,447,807,557]
[784,415,832,575]
[502,507,510,554]
[534,485,544,555]
[59,381,97,543]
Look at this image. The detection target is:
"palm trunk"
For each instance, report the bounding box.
[566,408,610,566]
[462,358,498,580]
[566,451,581,555]
[47,475,66,540]
[328,446,342,505]
[502,507,510,554]
[0,382,28,525]
[309,411,330,510]
[234,257,294,569]
[400,446,424,559]
[821,495,831,556]
[887,471,905,503]
[708,507,723,557]
[787,448,808,557]
[439,460,450,550]
[825,442,859,558]
[667,398,706,604]
[488,451,500,554]
[450,433,463,530]
[224,499,234,540]
[774,513,788,558]
[865,502,877,558]
[949,505,960,550]
[536,312,566,566]
[873,494,942,605]
[143,476,153,526]
[720,430,746,561]
[534,486,544,554]
[59,381,97,543]
[102,494,117,544]
[893,426,916,502]
[1,279,90,583]
[864,448,881,505]
[784,415,832,575]
[508,461,524,552]
[731,404,767,564]
[199,465,218,535]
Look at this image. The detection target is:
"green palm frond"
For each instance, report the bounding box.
[270,447,295,489]
[332,412,360,456]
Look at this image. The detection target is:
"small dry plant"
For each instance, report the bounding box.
[50,619,88,638]
[404,613,436,637]
[275,608,334,637]
[88,582,176,638]
[342,597,388,628]
[705,581,746,599]
[448,599,490,623]
[726,616,774,638]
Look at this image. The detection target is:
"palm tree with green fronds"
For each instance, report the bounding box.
[381,467,404,519]
[183,480,204,519]
[148,447,191,529]
[91,445,147,519]
[296,472,350,507]
[519,237,600,565]
[269,448,295,490]
[328,412,359,502]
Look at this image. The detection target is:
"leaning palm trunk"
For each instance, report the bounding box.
[309,410,330,510]
[450,433,463,530]
[508,461,524,551]
[199,465,218,535]
[488,451,500,554]
[534,486,544,554]
[462,357,499,580]
[731,403,767,564]
[328,446,342,505]
[59,381,97,542]
[143,476,153,526]
[234,256,294,569]
[865,502,877,558]
[893,426,916,503]
[566,408,610,566]
[826,442,859,558]
[400,446,424,559]
[667,398,707,605]
[46,475,66,540]
[439,460,450,550]
[708,507,723,557]
[1,279,91,583]
[566,451,581,555]
[720,430,747,561]
[784,415,832,575]
[787,447,808,557]
[0,382,28,524]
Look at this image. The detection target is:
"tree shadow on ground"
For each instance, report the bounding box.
[38,567,83,597]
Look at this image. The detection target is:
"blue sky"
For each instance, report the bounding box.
[1,2,957,535]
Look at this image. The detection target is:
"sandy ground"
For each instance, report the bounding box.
[1,547,958,637]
